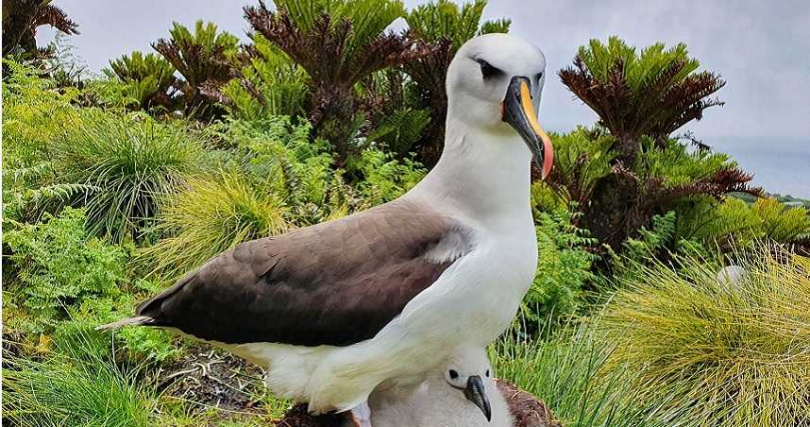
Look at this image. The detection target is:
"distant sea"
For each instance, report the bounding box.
[711,139,810,199]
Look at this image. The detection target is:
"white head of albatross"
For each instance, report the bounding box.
[369,346,513,427]
[410,32,552,220]
[96,33,551,418]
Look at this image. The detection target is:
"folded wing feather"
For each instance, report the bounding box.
[134,199,472,347]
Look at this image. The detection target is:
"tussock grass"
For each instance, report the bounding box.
[494,318,677,426]
[141,172,290,280]
[600,249,810,426]
[2,333,158,427]
[50,112,202,242]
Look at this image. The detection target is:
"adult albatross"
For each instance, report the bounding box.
[99,33,553,416]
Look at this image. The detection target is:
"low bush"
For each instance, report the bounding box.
[600,249,810,426]
[3,207,178,362]
[3,332,159,427]
[45,112,203,242]
[4,208,129,335]
[675,196,810,250]
[142,172,290,280]
[523,207,598,326]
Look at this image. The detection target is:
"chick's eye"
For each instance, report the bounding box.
[478,60,501,79]
[486,369,490,377]
[449,369,459,379]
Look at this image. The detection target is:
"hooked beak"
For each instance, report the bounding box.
[464,375,492,422]
[501,76,554,179]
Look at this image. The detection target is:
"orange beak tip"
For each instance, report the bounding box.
[541,137,554,179]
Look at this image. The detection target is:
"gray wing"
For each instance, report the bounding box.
[136,200,471,347]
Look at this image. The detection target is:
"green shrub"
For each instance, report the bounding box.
[523,207,598,325]
[599,249,810,426]
[224,117,349,225]
[142,171,290,280]
[349,148,426,206]
[3,207,178,361]
[2,60,80,172]
[4,208,129,334]
[3,332,158,427]
[676,196,810,247]
[752,197,810,242]
[46,112,203,242]
[143,117,340,279]
[493,319,669,426]
[58,291,180,363]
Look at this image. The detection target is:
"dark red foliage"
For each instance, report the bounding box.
[244,2,432,162]
[2,0,79,56]
[559,56,725,159]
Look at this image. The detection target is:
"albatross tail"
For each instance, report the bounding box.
[95,316,154,332]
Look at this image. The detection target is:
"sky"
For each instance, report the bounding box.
[36,0,810,196]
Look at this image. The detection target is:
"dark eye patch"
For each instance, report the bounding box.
[476,59,502,79]
[449,369,459,379]
[536,71,544,80]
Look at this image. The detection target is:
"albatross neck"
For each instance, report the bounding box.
[407,116,534,223]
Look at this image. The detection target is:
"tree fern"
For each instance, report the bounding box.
[244,0,428,163]
[211,34,308,120]
[108,51,180,113]
[152,20,240,118]
[2,0,79,57]
[559,36,724,155]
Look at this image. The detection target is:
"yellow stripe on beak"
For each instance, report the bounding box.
[518,81,554,179]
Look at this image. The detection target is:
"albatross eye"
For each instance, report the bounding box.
[486,369,490,377]
[536,71,544,80]
[477,59,502,80]
[449,369,459,379]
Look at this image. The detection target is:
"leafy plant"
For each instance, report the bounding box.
[403,0,510,165]
[2,207,177,362]
[152,20,240,118]
[4,208,129,335]
[358,68,432,157]
[44,112,202,242]
[214,116,353,224]
[207,34,309,121]
[677,196,810,249]
[349,148,426,206]
[523,207,598,326]
[543,128,616,209]
[245,0,428,164]
[108,50,180,112]
[751,197,810,243]
[2,59,80,170]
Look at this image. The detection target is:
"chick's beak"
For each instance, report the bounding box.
[501,76,554,179]
[464,375,492,422]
